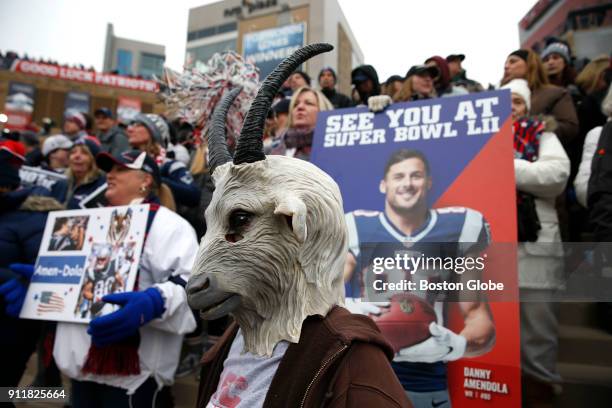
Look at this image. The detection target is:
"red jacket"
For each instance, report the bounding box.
[197,306,411,408]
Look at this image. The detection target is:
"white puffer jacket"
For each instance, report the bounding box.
[574,125,606,208]
[53,206,198,393]
[515,129,570,289]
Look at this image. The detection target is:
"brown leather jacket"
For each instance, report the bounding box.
[531,85,579,149]
[197,306,411,408]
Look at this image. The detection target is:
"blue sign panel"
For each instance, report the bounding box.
[32,256,86,284]
[243,23,305,78]
[64,91,90,117]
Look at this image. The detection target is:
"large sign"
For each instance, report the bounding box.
[20,205,149,323]
[117,96,142,124]
[311,90,521,407]
[19,165,67,199]
[4,82,35,130]
[64,91,90,117]
[243,23,305,78]
[11,60,158,93]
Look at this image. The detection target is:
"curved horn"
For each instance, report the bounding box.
[207,87,242,174]
[233,43,333,165]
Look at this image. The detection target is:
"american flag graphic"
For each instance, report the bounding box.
[36,291,65,315]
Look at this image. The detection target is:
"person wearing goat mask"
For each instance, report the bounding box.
[187,44,411,408]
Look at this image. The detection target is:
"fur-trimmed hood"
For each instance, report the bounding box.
[1,187,64,214]
[21,195,64,212]
[538,115,558,133]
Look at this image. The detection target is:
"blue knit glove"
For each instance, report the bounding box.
[0,264,34,317]
[87,287,165,347]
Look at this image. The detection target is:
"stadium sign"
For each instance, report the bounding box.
[11,60,158,93]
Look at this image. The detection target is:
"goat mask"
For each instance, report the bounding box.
[186,43,348,356]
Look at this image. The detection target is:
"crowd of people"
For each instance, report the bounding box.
[0,50,96,72]
[0,49,150,78]
[1,36,611,407]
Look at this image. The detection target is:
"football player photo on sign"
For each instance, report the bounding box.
[310,91,520,408]
[344,149,495,408]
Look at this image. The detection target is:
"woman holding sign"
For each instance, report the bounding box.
[53,149,198,407]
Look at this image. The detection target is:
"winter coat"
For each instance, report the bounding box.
[0,187,63,283]
[177,171,215,239]
[440,84,469,98]
[0,187,64,386]
[53,206,198,393]
[97,126,130,157]
[451,70,484,93]
[160,159,201,207]
[197,306,411,408]
[270,128,314,161]
[577,88,608,146]
[571,88,609,179]
[321,88,354,109]
[574,124,607,207]
[585,122,612,242]
[352,65,381,105]
[514,119,570,289]
[530,85,579,149]
[63,173,106,209]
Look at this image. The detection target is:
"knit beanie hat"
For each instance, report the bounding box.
[318,67,337,81]
[72,137,101,159]
[65,111,87,130]
[42,134,73,157]
[132,113,170,147]
[502,79,531,112]
[509,49,529,62]
[541,42,571,63]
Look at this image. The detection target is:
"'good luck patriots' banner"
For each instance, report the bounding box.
[311,90,520,407]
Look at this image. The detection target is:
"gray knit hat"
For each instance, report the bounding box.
[541,42,570,63]
[132,113,170,147]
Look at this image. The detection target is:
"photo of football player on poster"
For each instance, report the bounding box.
[344,148,496,408]
[75,243,123,319]
[73,208,138,319]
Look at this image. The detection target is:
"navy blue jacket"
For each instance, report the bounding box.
[0,187,63,283]
[160,160,201,207]
[64,174,106,210]
[0,187,64,383]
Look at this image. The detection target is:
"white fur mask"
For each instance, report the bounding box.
[189,155,347,356]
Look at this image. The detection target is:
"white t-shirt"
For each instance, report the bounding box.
[207,329,289,408]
